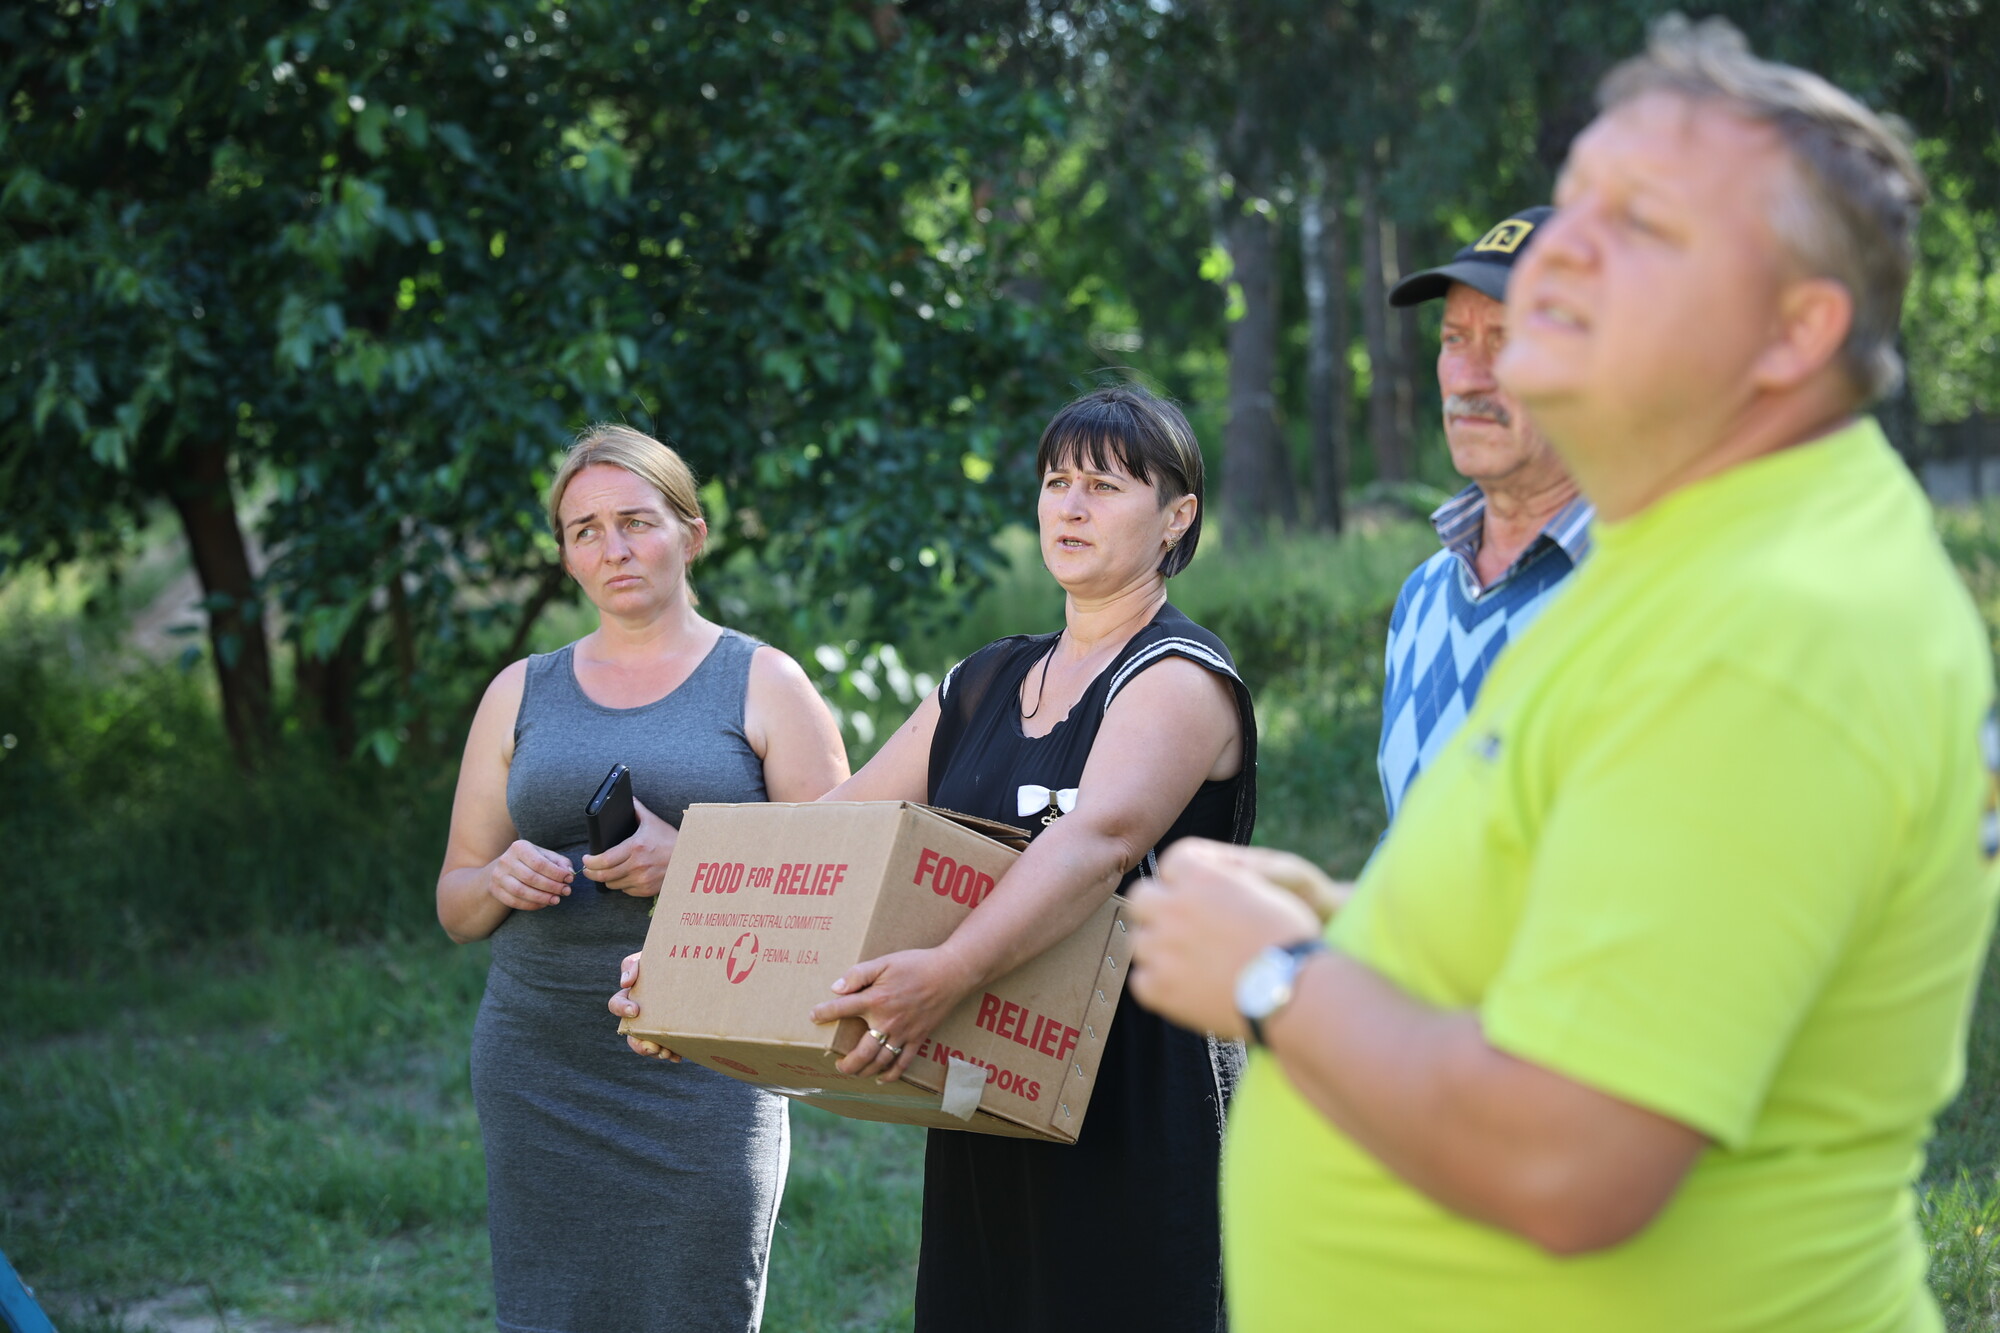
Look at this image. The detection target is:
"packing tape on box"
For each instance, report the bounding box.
[942,1056,986,1120]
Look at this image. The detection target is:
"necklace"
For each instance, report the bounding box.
[1020,633,1062,720]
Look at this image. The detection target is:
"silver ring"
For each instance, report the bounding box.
[884,1043,905,1057]
[867,1028,890,1045]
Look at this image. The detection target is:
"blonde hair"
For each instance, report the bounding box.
[545,423,705,548]
[547,425,706,605]
[1598,15,1926,403]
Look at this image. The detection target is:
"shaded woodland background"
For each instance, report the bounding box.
[12,6,2000,1329]
[6,0,1999,775]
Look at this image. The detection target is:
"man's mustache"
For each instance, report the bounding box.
[1444,394,1513,427]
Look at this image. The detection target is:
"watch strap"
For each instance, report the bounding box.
[1244,937,1328,1048]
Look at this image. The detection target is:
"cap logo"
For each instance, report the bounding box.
[1473,219,1535,255]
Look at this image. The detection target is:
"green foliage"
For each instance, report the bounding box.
[770,1108,924,1329]
[1167,520,1436,872]
[0,514,1437,971]
[1936,501,2000,672]
[1017,0,2000,496]
[1907,146,2000,424]
[8,929,1999,1331]
[0,0,1081,759]
[8,3,2000,1320]
[1921,1174,2000,1333]
[736,517,1433,803]
[1930,926,2000,1185]
[7,0,1998,767]
[1170,519,1436,688]
[0,573,449,968]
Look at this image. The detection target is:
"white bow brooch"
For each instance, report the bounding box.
[1017,784,1079,826]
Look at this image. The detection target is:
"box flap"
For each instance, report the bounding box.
[915,803,1031,851]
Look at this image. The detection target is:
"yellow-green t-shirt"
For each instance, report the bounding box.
[1224,419,1999,1333]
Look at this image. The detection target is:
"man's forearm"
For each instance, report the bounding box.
[1260,951,1703,1254]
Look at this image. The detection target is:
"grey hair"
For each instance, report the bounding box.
[1598,14,1927,403]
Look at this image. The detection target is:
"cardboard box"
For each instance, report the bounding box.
[617,801,1133,1143]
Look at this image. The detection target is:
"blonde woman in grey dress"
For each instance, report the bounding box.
[436,425,848,1333]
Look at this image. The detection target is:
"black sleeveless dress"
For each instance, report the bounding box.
[917,603,1258,1333]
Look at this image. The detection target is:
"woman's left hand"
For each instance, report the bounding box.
[809,947,978,1082]
[608,950,681,1062]
[581,797,677,896]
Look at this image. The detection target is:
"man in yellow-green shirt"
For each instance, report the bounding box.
[1129,17,1998,1333]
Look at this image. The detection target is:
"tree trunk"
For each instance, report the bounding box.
[499,564,571,671]
[386,571,418,696]
[1224,191,1286,539]
[1395,222,1427,471]
[1214,102,1292,541]
[166,437,273,768]
[1302,152,1351,532]
[293,611,370,759]
[1357,165,1411,483]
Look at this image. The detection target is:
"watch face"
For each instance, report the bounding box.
[1234,947,1296,1022]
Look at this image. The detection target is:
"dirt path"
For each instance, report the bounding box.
[48,1285,302,1333]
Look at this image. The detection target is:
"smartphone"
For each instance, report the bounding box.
[585,763,639,887]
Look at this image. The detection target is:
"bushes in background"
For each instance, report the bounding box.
[0,581,449,969]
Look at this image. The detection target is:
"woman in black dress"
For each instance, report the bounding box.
[617,385,1256,1330]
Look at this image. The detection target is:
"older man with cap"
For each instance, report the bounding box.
[1129,16,1997,1332]
[1378,206,1592,821]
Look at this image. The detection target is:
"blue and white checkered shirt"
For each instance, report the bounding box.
[1377,486,1594,821]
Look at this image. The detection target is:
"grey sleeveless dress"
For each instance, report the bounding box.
[471,630,788,1333]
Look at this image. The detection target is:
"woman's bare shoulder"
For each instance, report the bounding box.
[1106,652,1236,714]
[484,656,532,706]
[748,643,814,688]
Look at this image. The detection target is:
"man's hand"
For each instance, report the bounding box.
[1127,838,1327,1038]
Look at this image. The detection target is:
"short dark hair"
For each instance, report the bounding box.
[1034,385,1205,577]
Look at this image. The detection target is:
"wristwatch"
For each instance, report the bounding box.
[1235,938,1329,1047]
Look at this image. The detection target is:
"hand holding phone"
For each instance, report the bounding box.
[585,764,639,887]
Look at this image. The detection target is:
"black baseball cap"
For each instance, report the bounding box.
[1388,205,1554,307]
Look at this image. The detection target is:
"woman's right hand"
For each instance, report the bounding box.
[609,950,681,1061]
[486,839,575,911]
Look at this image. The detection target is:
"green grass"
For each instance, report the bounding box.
[1,933,925,1332]
[3,934,492,1329]
[1922,937,2000,1332]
